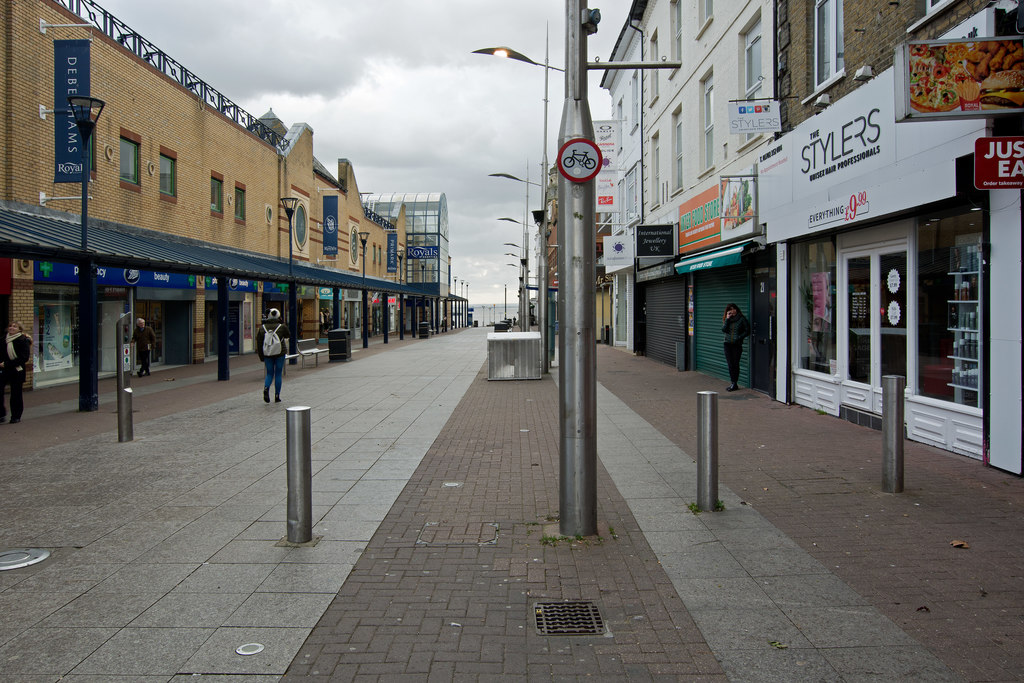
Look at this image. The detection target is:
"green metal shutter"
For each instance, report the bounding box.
[695,266,750,385]
[643,279,688,367]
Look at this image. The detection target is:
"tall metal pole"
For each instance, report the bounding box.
[522,164,530,331]
[558,0,597,537]
[539,26,551,373]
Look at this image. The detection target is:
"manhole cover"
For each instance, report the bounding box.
[416,521,498,546]
[0,548,50,571]
[534,600,606,636]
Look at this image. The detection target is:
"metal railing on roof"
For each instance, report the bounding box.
[363,206,394,230]
[57,0,286,151]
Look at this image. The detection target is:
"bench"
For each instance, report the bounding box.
[294,338,329,368]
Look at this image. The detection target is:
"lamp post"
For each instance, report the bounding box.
[453,276,459,328]
[420,262,426,334]
[358,231,370,348]
[503,240,526,330]
[398,253,404,340]
[279,197,300,364]
[68,95,105,412]
[474,38,559,371]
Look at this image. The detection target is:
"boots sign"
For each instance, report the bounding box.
[974,136,1024,189]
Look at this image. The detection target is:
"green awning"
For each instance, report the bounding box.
[675,241,749,274]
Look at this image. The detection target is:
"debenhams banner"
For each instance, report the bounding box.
[759,68,983,243]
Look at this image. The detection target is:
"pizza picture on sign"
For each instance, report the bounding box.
[908,39,1024,114]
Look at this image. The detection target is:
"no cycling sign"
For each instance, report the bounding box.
[557,137,602,183]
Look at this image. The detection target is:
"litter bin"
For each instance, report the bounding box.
[328,328,351,362]
[418,321,430,338]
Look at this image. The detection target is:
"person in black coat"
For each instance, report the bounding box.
[1,321,32,424]
[721,303,750,392]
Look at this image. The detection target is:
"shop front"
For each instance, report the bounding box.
[760,64,1020,473]
[204,277,257,357]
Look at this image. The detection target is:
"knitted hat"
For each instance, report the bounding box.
[267,308,281,319]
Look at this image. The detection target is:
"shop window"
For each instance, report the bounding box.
[917,208,983,408]
[796,237,837,374]
[120,136,139,184]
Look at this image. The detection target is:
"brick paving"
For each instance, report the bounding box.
[594,346,1024,682]
[284,370,725,681]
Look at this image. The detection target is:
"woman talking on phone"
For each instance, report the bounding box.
[721,303,749,392]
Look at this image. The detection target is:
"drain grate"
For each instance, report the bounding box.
[534,600,605,636]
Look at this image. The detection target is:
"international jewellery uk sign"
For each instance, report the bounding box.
[635,224,676,257]
[53,40,91,184]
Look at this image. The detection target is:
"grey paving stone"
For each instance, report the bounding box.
[71,627,214,676]
[171,564,276,594]
[180,627,311,675]
[40,592,162,628]
[255,563,353,594]
[0,627,116,675]
[223,593,336,628]
[130,593,249,628]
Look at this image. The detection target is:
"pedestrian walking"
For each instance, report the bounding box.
[721,303,749,392]
[256,308,290,403]
[1,321,32,424]
[131,317,157,376]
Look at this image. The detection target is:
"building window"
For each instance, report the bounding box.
[631,72,640,129]
[294,203,307,248]
[158,154,175,196]
[744,19,763,141]
[926,0,948,13]
[650,31,660,101]
[651,133,661,207]
[814,0,844,87]
[210,175,223,214]
[234,185,246,221]
[702,74,714,170]
[119,137,139,184]
[672,0,682,61]
[625,165,638,222]
[796,237,837,374]
[700,0,713,25]
[672,110,683,190]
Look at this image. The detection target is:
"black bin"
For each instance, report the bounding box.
[328,328,351,362]
[418,321,430,338]
[494,322,509,332]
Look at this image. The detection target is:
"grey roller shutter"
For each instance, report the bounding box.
[643,278,688,367]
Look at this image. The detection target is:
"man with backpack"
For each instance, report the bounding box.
[256,308,291,403]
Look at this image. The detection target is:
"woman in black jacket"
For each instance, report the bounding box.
[721,303,749,392]
[1,321,32,423]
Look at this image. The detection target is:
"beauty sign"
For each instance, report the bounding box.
[974,136,1024,188]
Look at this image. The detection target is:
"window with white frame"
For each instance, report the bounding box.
[672,0,682,61]
[672,110,683,190]
[702,74,714,170]
[744,19,763,141]
[814,0,844,87]
[650,31,660,101]
[631,72,640,130]
[700,0,713,25]
[651,133,661,208]
[926,0,948,13]
[625,166,638,222]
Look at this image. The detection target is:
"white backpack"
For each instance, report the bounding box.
[262,324,282,356]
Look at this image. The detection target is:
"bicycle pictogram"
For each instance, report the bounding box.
[563,149,597,170]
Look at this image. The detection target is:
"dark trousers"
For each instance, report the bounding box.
[0,369,25,420]
[138,349,151,375]
[724,341,744,385]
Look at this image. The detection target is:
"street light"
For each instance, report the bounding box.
[280,197,300,364]
[358,231,370,348]
[453,276,459,329]
[68,95,104,412]
[475,35,558,373]
[398,253,404,340]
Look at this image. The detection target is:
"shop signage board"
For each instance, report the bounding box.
[322,195,338,256]
[974,136,1024,188]
[759,68,983,243]
[35,262,195,288]
[635,224,676,257]
[594,121,619,209]
[728,100,781,134]
[53,40,91,184]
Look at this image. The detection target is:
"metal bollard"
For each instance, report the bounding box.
[286,406,313,543]
[882,375,905,494]
[115,313,133,442]
[697,391,719,512]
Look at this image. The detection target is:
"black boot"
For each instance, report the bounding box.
[275,394,282,403]
[263,387,270,403]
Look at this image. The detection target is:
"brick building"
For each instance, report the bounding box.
[1,0,413,390]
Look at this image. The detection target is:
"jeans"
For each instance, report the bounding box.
[724,341,744,385]
[264,356,285,394]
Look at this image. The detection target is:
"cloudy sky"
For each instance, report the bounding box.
[93,0,629,314]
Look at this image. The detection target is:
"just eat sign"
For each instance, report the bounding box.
[975,136,1024,190]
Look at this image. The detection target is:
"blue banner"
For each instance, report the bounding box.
[387,233,398,273]
[35,262,196,288]
[53,40,91,184]
[406,245,439,259]
[322,195,338,256]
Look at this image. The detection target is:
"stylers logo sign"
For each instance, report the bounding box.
[807,191,871,230]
